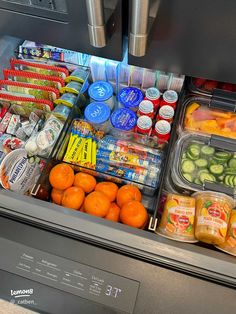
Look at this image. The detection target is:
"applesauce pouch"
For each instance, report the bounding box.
[4,69,65,89]
[10,59,69,79]
[0,93,54,111]
[0,80,60,101]
[157,193,197,242]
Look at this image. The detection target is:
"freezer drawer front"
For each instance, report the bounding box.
[0,0,123,60]
[0,217,236,314]
[128,0,236,83]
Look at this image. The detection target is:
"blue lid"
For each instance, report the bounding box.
[88,81,113,101]
[85,102,111,124]
[110,108,137,131]
[118,87,143,108]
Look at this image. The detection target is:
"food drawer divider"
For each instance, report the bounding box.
[148,83,187,230]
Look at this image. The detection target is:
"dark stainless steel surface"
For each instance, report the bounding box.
[128,0,236,83]
[0,0,123,60]
[0,216,236,314]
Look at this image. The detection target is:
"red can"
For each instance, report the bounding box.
[153,120,171,141]
[137,100,154,118]
[144,87,160,112]
[160,90,178,108]
[136,116,153,135]
[156,105,175,123]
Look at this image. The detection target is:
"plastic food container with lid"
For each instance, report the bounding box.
[118,87,144,111]
[88,81,114,110]
[179,96,236,139]
[193,191,234,245]
[156,193,197,243]
[110,107,137,131]
[189,77,236,96]
[216,210,236,256]
[171,132,236,196]
[84,102,111,133]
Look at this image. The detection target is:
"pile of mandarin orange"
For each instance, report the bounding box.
[49,163,148,229]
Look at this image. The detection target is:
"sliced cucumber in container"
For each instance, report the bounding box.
[224,175,236,187]
[214,151,232,161]
[209,164,224,176]
[201,145,215,156]
[194,178,201,185]
[194,158,208,168]
[225,168,236,175]
[228,158,236,168]
[188,145,201,159]
[199,173,216,183]
[176,134,236,193]
[181,160,196,173]
[183,173,193,182]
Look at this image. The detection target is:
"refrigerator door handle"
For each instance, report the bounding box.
[129,0,161,57]
[129,0,150,57]
[86,0,106,48]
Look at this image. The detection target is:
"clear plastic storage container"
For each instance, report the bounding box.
[178,96,236,140]
[171,132,236,197]
[189,77,236,96]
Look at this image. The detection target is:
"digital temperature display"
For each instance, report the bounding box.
[105,285,122,298]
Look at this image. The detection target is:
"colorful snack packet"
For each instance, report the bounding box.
[96,148,151,168]
[0,93,54,111]
[99,135,162,158]
[4,69,65,89]
[10,59,69,79]
[0,80,60,101]
[80,137,93,168]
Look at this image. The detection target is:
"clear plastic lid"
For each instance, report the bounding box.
[178,96,236,140]
[171,132,236,197]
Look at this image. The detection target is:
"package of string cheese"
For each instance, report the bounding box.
[0,93,54,112]
[3,69,65,89]
[0,80,60,101]
[10,59,69,79]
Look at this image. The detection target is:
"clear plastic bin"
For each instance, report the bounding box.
[189,77,236,96]
[178,96,236,140]
[52,119,164,196]
[171,132,236,197]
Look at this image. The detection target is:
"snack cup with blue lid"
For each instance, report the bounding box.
[85,102,111,132]
[118,87,144,111]
[110,108,137,132]
[88,81,114,110]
